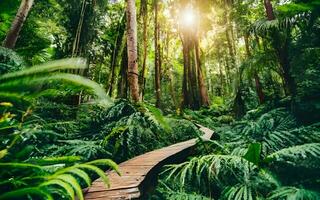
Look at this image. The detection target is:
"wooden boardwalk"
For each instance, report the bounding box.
[85,125,214,200]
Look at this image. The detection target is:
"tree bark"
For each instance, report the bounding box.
[126,0,140,102]
[2,0,34,49]
[108,16,125,96]
[154,0,161,108]
[117,45,128,99]
[195,38,210,107]
[72,0,87,57]
[263,0,275,20]
[140,1,148,101]
[181,35,190,108]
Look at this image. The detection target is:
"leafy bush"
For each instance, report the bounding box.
[0,58,116,199]
[155,108,320,200]
[0,47,24,75]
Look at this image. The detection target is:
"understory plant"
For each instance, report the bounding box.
[154,108,320,200]
[0,58,117,199]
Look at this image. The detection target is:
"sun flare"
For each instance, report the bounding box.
[180,6,196,27]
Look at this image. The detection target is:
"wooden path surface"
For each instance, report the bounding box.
[85,124,214,200]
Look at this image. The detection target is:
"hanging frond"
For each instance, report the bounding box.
[0,58,112,105]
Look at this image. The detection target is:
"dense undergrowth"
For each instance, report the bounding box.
[152,106,320,200]
[0,57,199,199]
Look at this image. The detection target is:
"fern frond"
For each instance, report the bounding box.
[265,143,320,166]
[163,154,257,188]
[268,186,320,200]
[143,104,172,132]
[41,179,75,199]
[0,58,86,81]
[55,174,84,200]
[222,184,254,200]
[166,191,212,200]
[27,156,82,166]
[0,187,53,200]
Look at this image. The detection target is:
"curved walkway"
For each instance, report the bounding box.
[85,124,214,200]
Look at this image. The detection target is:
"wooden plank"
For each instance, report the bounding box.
[84,124,213,199]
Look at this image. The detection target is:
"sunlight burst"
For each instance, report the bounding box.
[180,6,196,27]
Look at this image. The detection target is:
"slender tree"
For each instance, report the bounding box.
[140,0,149,101]
[126,0,140,102]
[154,0,161,108]
[118,44,129,99]
[2,0,34,49]
[108,15,126,96]
[195,38,210,107]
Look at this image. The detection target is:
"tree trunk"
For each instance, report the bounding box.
[126,0,140,102]
[140,1,148,101]
[154,0,161,108]
[117,45,128,99]
[195,38,210,107]
[244,34,265,104]
[72,0,87,57]
[181,35,190,108]
[263,0,275,20]
[2,0,34,49]
[108,16,125,96]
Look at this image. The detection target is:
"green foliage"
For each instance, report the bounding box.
[243,143,261,166]
[156,108,320,199]
[0,159,118,200]
[0,47,24,75]
[0,58,111,107]
[0,58,117,199]
[268,186,320,200]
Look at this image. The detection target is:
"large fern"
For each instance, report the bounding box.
[0,58,112,105]
[0,159,118,200]
[268,186,320,200]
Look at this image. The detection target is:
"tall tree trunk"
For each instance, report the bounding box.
[189,42,198,109]
[264,0,275,20]
[140,0,148,101]
[72,0,87,57]
[117,45,128,99]
[108,16,125,96]
[181,39,189,108]
[126,0,140,102]
[181,35,190,108]
[218,59,224,97]
[2,0,34,49]
[195,38,210,107]
[154,0,161,108]
[244,34,265,104]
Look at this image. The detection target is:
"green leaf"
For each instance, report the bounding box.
[0,58,86,81]
[0,187,53,200]
[0,149,8,160]
[41,179,75,199]
[55,174,84,200]
[66,168,91,187]
[243,143,261,166]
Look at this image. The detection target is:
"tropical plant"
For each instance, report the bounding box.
[155,108,320,200]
